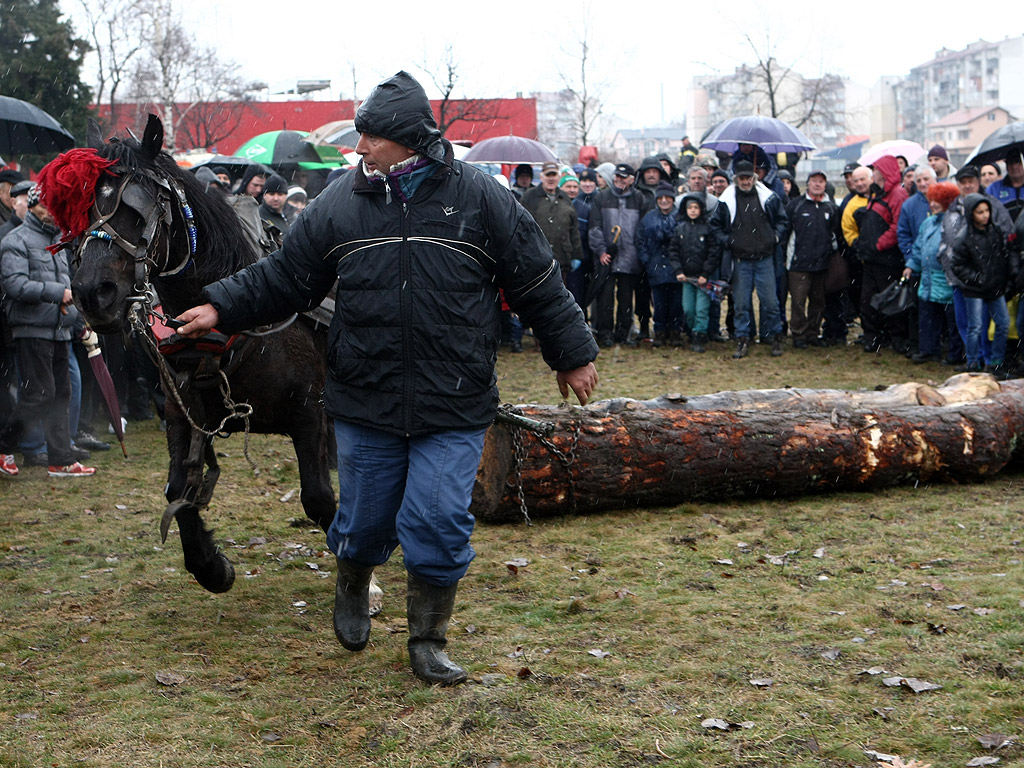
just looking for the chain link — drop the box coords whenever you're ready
[498,403,580,523]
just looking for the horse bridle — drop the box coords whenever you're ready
[76,167,198,315]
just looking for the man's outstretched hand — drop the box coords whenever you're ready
[556,362,598,405]
[175,303,221,338]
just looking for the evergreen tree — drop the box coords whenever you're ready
[0,0,92,149]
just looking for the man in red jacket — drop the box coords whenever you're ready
[855,155,908,353]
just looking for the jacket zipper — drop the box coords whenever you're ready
[399,200,412,435]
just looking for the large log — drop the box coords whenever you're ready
[471,374,1024,523]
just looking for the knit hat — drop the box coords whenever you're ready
[263,174,289,195]
[286,185,307,202]
[26,183,42,207]
[654,181,676,199]
[927,144,949,161]
[579,169,598,183]
[558,169,579,188]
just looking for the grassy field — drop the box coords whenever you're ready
[1,339,1022,768]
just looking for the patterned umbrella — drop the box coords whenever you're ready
[699,116,817,154]
[234,130,321,167]
[0,95,75,155]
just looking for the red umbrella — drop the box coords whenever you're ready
[81,329,126,457]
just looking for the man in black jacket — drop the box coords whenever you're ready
[176,71,599,686]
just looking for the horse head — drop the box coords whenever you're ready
[66,114,244,333]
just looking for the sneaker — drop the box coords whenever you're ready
[21,451,48,467]
[47,462,97,477]
[70,445,91,462]
[0,454,18,476]
[74,431,110,452]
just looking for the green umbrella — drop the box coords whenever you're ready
[234,130,322,167]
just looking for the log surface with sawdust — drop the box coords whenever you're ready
[470,374,1023,523]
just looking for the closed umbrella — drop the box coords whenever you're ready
[462,136,558,164]
[81,329,126,457]
[0,95,76,155]
[963,122,1024,167]
[699,116,816,154]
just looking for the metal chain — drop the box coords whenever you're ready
[131,307,258,473]
[498,403,581,521]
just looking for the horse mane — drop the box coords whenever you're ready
[97,136,257,284]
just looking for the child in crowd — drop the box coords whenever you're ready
[670,193,719,352]
[949,194,1017,375]
[636,182,683,347]
[902,182,963,364]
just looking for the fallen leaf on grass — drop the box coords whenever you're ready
[588,649,611,658]
[505,558,529,575]
[859,667,887,675]
[966,757,1000,766]
[882,676,942,693]
[821,649,841,661]
[14,712,37,720]
[613,588,636,599]
[261,732,281,743]
[517,667,532,679]
[977,734,1014,750]
[972,607,995,616]
[947,604,967,611]
[748,678,773,687]
[872,707,894,719]
[701,717,754,731]
[155,671,185,686]
[715,558,734,565]
[814,548,826,558]
[927,623,948,635]
[863,749,897,762]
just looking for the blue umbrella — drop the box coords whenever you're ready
[699,116,816,154]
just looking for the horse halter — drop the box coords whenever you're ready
[76,166,198,306]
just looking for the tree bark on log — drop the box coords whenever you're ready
[470,374,1024,523]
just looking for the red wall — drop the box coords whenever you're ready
[99,97,538,154]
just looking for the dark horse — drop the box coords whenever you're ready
[70,115,337,593]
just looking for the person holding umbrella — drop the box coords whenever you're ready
[986,150,1024,223]
[0,185,96,477]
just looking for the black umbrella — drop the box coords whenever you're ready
[0,95,76,155]
[963,122,1024,167]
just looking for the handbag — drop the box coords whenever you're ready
[823,251,850,293]
[870,276,917,317]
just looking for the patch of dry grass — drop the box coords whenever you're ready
[1,341,1022,767]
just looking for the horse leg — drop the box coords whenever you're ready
[163,427,235,593]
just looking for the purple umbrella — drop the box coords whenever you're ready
[462,136,558,164]
[699,115,816,154]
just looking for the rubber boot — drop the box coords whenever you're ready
[406,576,467,686]
[333,558,374,651]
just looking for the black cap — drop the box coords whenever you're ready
[614,163,635,178]
[842,162,860,175]
[263,175,289,195]
[0,169,25,185]
[211,166,230,177]
[514,163,533,178]
[955,165,980,181]
[10,180,34,197]
[733,160,756,177]
[579,169,598,183]
[654,181,676,199]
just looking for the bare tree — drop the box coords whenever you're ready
[556,23,605,151]
[420,44,507,137]
[77,0,147,132]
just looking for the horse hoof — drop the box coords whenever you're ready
[192,554,236,593]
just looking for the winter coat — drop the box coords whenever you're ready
[985,177,1024,223]
[258,202,291,235]
[709,181,789,262]
[896,190,930,259]
[668,194,718,280]
[940,193,1014,288]
[204,72,597,437]
[905,214,953,304]
[521,186,582,270]
[0,211,77,340]
[950,194,1017,300]
[588,184,653,274]
[854,155,908,269]
[572,191,595,262]
[635,205,679,286]
[785,194,836,272]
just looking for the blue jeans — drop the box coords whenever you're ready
[917,300,962,359]
[963,296,1008,365]
[732,258,782,340]
[326,420,487,587]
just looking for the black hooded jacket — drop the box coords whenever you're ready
[950,193,1017,300]
[668,193,718,278]
[203,71,597,436]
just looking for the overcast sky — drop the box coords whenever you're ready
[62,0,1021,128]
